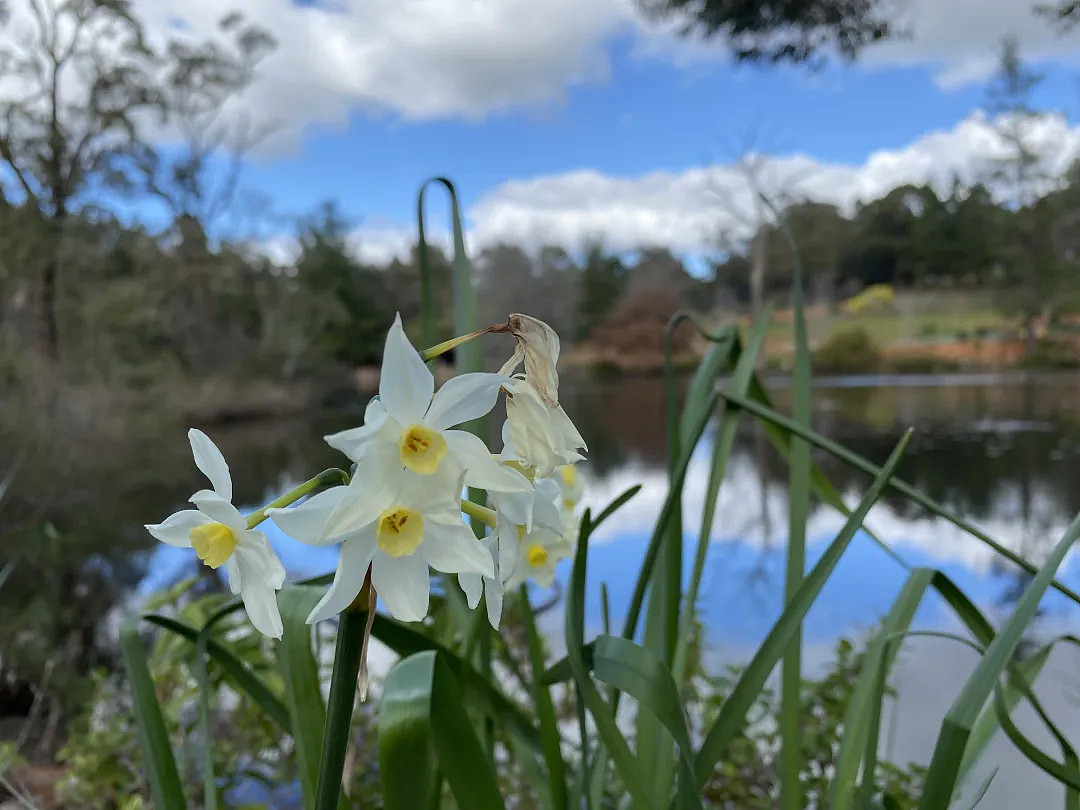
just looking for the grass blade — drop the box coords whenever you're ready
[379,650,504,810]
[780,209,812,810]
[695,430,912,786]
[589,635,701,810]
[722,389,1080,608]
[957,644,1051,789]
[143,613,290,729]
[674,314,769,686]
[119,616,185,810]
[520,586,568,810]
[369,613,543,752]
[193,634,218,810]
[919,509,1080,809]
[566,510,654,807]
[994,684,1080,793]
[277,586,341,809]
[830,568,936,810]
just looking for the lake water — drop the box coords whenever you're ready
[13,371,1080,806]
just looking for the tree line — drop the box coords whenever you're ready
[1,1,1077,386]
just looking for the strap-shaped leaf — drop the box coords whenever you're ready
[120,616,185,810]
[724,388,1080,608]
[694,430,911,786]
[379,650,504,810]
[143,613,290,729]
[277,586,344,809]
[369,612,543,753]
[520,586,568,810]
[590,635,701,810]
[565,511,653,808]
[919,509,1080,808]
[830,568,936,810]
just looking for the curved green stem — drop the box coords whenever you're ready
[314,596,371,810]
[460,499,497,529]
[245,468,350,530]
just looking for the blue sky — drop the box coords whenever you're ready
[243,55,1077,226]
[30,0,1080,258]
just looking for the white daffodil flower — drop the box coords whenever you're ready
[552,464,584,511]
[146,429,285,639]
[499,313,561,406]
[502,519,573,590]
[325,314,530,496]
[458,535,503,630]
[501,377,587,477]
[489,475,563,535]
[268,467,494,625]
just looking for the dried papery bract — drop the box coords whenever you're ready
[500,313,561,406]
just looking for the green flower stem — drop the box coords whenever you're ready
[460,499,497,528]
[314,589,371,810]
[245,468,350,530]
[421,325,503,362]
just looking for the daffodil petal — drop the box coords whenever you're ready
[236,531,287,589]
[425,372,507,431]
[268,486,351,546]
[190,490,246,530]
[324,476,395,538]
[145,509,210,547]
[240,578,283,639]
[496,513,519,583]
[551,403,587,452]
[444,430,531,493]
[458,571,483,609]
[532,479,564,533]
[188,428,233,502]
[494,489,531,529]
[380,313,433,425]
[224,556,242,594]
[372,552,430,623]
[307,529,377,624]
[485,578,503,630]
[421,520,494,577]
[324,398,389,459]
[500,419,522,461]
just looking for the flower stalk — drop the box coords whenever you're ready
[245,468,350,530]
[314,577,373,810]
[460,499,497,528]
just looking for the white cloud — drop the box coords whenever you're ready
[580,438,1078,575]
[633,0,1080,90]
[128,0,633,152]
[5,0,1078,164]
[865,0,1080,88]
[462,111,1080,255]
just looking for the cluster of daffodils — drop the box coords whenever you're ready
[146,314,586,639]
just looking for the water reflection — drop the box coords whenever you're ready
[5,372,1080,807]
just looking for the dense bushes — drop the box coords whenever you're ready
[813,326,882,374]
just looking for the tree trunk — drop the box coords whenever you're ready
[36,212,64,360]
[750,224,767,318]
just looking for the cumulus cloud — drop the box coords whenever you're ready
[460,111,1080,255]
[126,0,633,152]
[581,441,1077,574]
[635,0,1080,89]
[6,0,1075,161]
[865,0,1080,88]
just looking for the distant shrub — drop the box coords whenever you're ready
[813,326,882,374]
[884,355,962,374]
[1023,339,1080,369]
[842,284,895,315]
